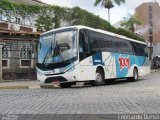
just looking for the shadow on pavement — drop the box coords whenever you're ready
[40,77,147,89]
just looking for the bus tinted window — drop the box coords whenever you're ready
[79,29,91,53]
[139,44,148,57]
[103,40,113,49]
[113,38,132,54]
[90,31,104,52]
[88,29,147,56]
[114,39,122,52]
[121,40,133,54]
[131,42,148,56]
[144,45,148,57]
[103,34,114,52]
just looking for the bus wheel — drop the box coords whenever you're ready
[127,68,138,82]
[91,68,105,86]
[60,83,72,88]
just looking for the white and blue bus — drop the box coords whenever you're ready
[37,26,150,88]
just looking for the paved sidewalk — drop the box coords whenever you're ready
[0,80,40,89]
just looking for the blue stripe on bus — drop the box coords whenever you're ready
[92,52,146,78]
[111,53,145,78]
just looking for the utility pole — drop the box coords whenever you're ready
[29,40,31,80]
[0,43,4,82]
[148,1,153,61]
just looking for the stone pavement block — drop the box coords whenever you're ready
[0,72,160,116]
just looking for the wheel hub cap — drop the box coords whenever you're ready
[96,73,102,82]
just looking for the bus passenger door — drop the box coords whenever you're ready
[78,30,94,80]
[79,30,91,62]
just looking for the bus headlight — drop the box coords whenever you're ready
[64,66,75,72]
[68,66,75,72]
[37,70,44,76]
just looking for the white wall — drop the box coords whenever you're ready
[0,14,37,32]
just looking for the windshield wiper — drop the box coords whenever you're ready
[42,48,52,64]
[42,42,53,64]
[53,42,64,62]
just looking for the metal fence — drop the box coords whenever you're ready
[2,39,37,81]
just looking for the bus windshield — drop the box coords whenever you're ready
[38,30,77,64]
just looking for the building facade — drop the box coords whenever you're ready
[0,31,40,81]
[0,0,44,33]
[0,0,43,81]
[135,1,160,58]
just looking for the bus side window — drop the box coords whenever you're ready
[139,44,148,57]
[79,29,91,61]
[144,45,149,57]
[114,38,122,53]
[79,31,84,53]
[127,41,134,55]
[90,32,104,53]
[131,42,141,56]
[131,42,137,55]
[79,30,90,53]
[103,35,113,52]
[121,40,133,55]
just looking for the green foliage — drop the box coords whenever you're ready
[0,0,145,42]
[94,0,125,8]
[35,5,54,31]
[32,5,66,31]
[114,0,125,5]
[94,0,125,22]
[120,13,143,33]
[116,28,144,42]
[0,0,15,22]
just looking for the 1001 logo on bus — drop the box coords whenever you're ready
[118,55,130,70]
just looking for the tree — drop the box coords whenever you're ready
[0,0,145,42]
[35,5,67,31]
[35,5,53,31]
[120,13,143,33]
[94,0,125,23]
[0,0,15,22]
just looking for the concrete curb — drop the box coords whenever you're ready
[0,81,41,89]
[28,85,41,89]
[0,86,29,89]
[0,85,41,89]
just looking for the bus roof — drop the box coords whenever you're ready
[41,25,146,45]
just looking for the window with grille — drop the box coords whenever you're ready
[2,47,9,58]
[2,46,10,68]
[19,44,33,68]
[16,17,21,24]
[20,45,30,58]
[2,60,8,67]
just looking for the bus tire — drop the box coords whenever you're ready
[60,83,72,88]
[127,68,138,82]
[90,68,105,86]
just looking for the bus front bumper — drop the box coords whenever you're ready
[37,70,79,85]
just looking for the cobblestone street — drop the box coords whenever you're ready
[0,72,160,116]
